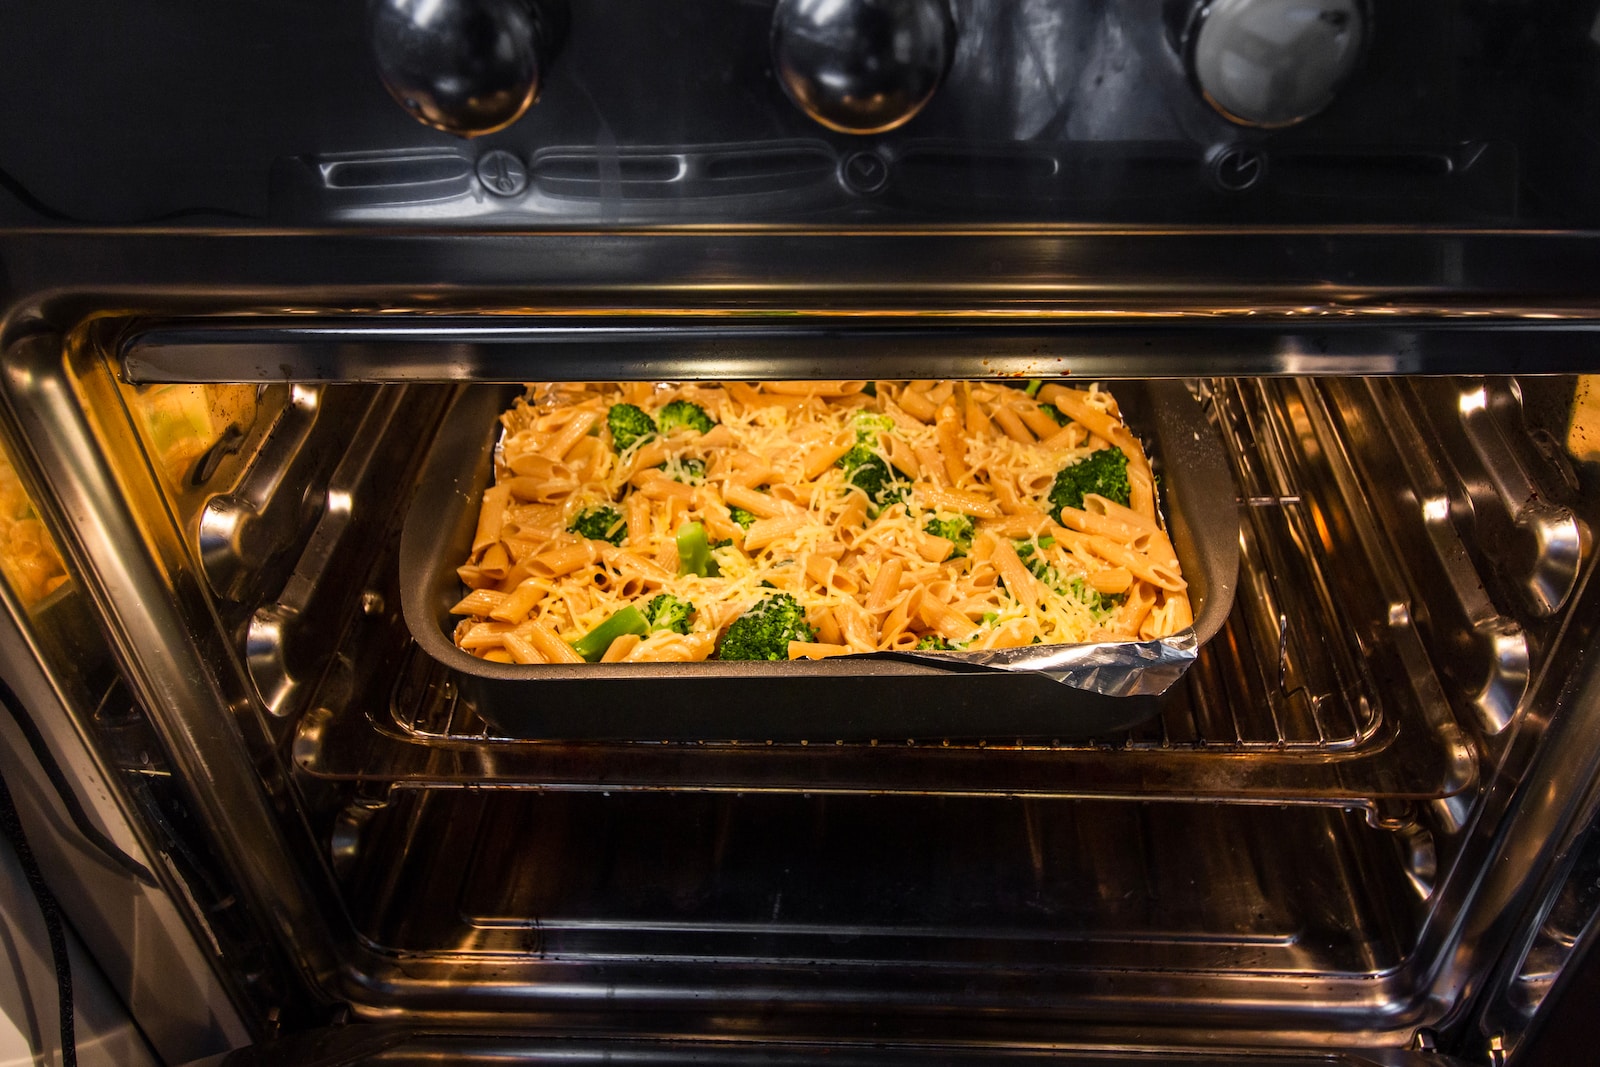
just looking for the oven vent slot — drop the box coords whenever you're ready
[528,143,839,204]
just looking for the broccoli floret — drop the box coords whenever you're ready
[1047,448,1131,515]
[838,411,909,511]
[1004,538,1123,622]
[922,513,975,559]
[717,593,816,661]
[840,444,891,494]
[657,400,715,436]
[571,606,651,662]
[1067,577,1124,622]
[1014,536,1064,589]
[607,403,657,451]
[656,456,707,484]
[838,445,908,511]
[728,505,759,529]
[675,521,721,578]
[569,506,627,546]
[915,634,956,651]
[851,410,896,443]
[642,593,695,635]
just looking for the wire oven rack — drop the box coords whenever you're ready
[287,378,1495,807]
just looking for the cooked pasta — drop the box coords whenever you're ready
[450,381,1191,663]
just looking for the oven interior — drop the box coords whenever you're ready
[5,0,1600,1061]
[18,324,1594,1051]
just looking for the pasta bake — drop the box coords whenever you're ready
[450,381,1192,665]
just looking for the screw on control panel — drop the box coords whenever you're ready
[477,149,529,196]
[360,591,386,616]
[1207,145,1266,192]
[839,150,890,195]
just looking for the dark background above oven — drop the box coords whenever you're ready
[3,0,1600,227]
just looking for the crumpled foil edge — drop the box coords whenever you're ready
[885,628,1199,698]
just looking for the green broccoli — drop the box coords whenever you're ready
[571,606,651,662]
[642,593,695,635]
[1013,539,1060,590]
[675,521,721,578]
[717,593,816,661]
[1067,577,1124,623]
[922,513,975,559]
[1047,448,1131,515]
[1023,380,1044,398]
[657,400,715,436]
[607,403,656,451]
[915,634,956,651]
[728,505,759,529]
[656,456,707,484]
[569,506,627,546]
[850,410,896,444]
[1005,538,1124,622]
[838,411,910,511]
[839,446,900,504]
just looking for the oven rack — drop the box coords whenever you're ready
[290,379,1481,806]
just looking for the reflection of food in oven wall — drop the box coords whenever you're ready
[0,446,67,607]
[127,383,258,488]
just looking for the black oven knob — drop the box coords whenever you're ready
[771,0,956,135]
[1166,0,1368,128]
[370,0,569,137]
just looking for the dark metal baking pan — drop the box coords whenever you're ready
[399,382,1239,740]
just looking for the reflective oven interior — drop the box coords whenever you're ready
[6,2,1600,1064]
[6,314,1600,1060]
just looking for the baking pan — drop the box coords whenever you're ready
[399,382,1239,740]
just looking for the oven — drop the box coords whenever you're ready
[3,2,1600,1065]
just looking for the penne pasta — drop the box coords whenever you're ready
[451,380,1192,663]
[744,511,810,552]
[898,386,938,423]
[489,579,546,623]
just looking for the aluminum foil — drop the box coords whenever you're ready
[885,627,1199,698]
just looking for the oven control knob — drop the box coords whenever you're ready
[771,0,956,135]
[370,0,569,137]
[1167,0,1367,128]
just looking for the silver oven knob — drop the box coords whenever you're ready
[1168,0,1368,128]
[370,0,569,137]
[771,0,956,135]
